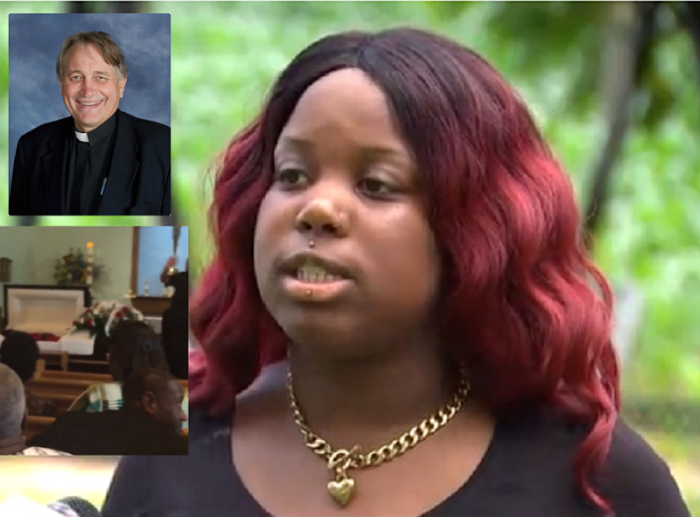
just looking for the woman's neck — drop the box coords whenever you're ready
[281,341,460,449]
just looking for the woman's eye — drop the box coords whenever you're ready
[359,177,393,196]
[276,168,307,186]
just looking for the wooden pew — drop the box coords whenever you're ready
[37,354,110,374]
[38,370,188,390]
[24,416,56,441]
[39,351,69,371]
[68,358,110,374]
[30,392,76,414]
[39,369,113,384]
[26,377,95,399]
[37,360,189,387]
[35,359,110,383]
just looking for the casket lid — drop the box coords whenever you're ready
[4,285,91,336]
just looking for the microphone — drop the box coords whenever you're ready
[45,503,78,517]
[48,497,101,517]
[0,495,101,517]
[0,495,64,516]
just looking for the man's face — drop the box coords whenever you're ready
[59,43,126,133]
[146,380,187,434]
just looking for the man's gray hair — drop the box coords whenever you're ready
[0,363,26,440]
[56,31,129,82]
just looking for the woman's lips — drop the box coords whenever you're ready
[281,275,353,303]
[278,251,356,302]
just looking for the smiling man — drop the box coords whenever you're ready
[9,31,171,216]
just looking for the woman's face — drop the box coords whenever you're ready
[253,68,441,357]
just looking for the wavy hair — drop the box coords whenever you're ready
[108,320,169,382]
[190,27,620,513]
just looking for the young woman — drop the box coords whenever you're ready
[103,28,690,517]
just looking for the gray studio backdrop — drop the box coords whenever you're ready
[8,13,171,184]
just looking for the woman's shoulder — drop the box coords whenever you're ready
[493,407,689,515]
[598,418,690,516]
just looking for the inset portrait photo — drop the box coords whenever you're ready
[8,13,171,217]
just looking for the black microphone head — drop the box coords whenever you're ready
[50,497,102,517]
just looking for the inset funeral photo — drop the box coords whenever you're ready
[8,13,171,217]
[0,226,188,456]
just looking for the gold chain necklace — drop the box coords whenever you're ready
[287,370,470,507]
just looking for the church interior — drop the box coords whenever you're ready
[0,225,189,457]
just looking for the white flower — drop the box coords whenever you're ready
[72,300,144,336]
[104,302,144,336]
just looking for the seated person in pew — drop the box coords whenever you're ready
[68,320,189,430]
[0,364,70,455]
[26,368,187,455]
[70,321,168,412]
[0,330,59,417]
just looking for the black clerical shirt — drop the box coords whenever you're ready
[65,111,117,215]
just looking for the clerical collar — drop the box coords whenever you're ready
[72,110,118,147]
[0,433,25,454]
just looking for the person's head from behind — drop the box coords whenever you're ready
[107,320,169,382]
[121,368,186,433]
[0,363,26,440]
[0,331,40,384]
[56,31,128,132]
[191,28,617,513]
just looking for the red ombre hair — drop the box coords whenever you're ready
[190,28,620,513]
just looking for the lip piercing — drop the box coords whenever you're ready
[305,240,315,297]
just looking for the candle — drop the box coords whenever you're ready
[86,242,94,285]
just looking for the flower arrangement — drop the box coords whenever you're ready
[72,301,144,337]
[54,246,101,286]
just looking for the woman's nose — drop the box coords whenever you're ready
[295,197,349,238]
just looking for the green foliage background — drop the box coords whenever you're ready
[0,1,698,511]
[166,1,700,402]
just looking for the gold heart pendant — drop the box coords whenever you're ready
[327,478,356,507]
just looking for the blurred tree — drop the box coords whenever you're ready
[427,1,700,249]
[68,2,147,14]
[673,2,700,86]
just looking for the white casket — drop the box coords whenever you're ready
[144,315,162,334]
[3,285,95,355]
